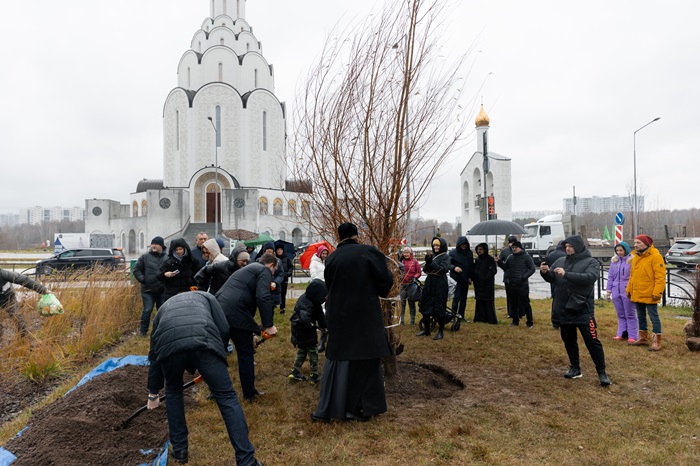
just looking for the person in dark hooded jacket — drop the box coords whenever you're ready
[542,240,567,328]
[288,279,328,384]
[257,241,284,309]
[501,241,535,327]
[195,243,249,295]
[449,236,474,322]
[471,243,498,324]
[417,237,450,340]
[159,238,201,301]
[540,235,610,386]
[276,245,294,315]
[215,253,279,401]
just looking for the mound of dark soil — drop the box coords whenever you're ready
[4,364,196,466]
[385,361,464,399]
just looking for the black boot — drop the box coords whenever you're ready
[416,317,431,336]
[433,324,444,340]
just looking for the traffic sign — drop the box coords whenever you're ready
[615,212,624,225]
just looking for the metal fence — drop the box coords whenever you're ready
[597,263,696,306]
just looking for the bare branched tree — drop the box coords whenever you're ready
[289,0,477,376]
[290,0,474,251]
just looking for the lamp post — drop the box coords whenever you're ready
[207,116,220,239]
[633,117,660,236]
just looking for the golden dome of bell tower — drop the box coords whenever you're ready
[475,104,490,127]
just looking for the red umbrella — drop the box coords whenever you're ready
[299,241,335,269]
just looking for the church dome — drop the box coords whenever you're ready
[475,104,490,127]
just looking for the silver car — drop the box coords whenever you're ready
[665,238,700,269]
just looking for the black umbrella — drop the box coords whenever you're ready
[467,219,526,236]
[274,239,295,259]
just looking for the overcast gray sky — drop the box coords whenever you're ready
[1,0,697,222]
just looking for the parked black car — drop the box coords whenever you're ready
[36,248,126,275]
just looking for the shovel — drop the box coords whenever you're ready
[120,375,204,429]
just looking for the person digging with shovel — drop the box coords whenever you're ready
[146,290,264,465]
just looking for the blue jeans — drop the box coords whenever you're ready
[635,302,662,334]
[140,291,165,335]
[160,349,256,465]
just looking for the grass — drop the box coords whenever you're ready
[2,292,699,465]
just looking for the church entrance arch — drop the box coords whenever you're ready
[193,171,232,223]
[205,183,221,223]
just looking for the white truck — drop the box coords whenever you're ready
[521,214,572,265]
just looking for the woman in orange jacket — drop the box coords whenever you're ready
[626,234,666,351]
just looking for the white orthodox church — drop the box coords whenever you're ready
[460,105,512,234]
[85,0,312,254]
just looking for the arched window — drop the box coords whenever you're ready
[273,198,283,216]
[140,232,145,250]
[288,200,297,217]
[187,67,191,88]
[254,68,258,87]
[141,200,148,216]
[259,197,268,215]
[218,62,223,81]
[198,41,202,53]
[279,231,286,241]
[246,42,250,51]
[301,200,310,219]
[132,201,139,217]
[220,37,224,45]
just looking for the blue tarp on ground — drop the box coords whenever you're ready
[0,355,169,466]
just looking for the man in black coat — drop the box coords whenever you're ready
[215,253,279,401]
[497,235,519,319]
[542,240,566,328]
[133,236,167,336]
[501,241,535,328]
[312,222,394,422]
[449,236,473,322]
[146,291,262,465]
[540,235,610,386]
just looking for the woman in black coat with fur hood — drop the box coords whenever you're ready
[159,238,201,301]
[472,243,498,324]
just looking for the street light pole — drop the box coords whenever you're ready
[633,117,660,237]
[207,116,220,239]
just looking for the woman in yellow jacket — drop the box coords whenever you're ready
[626,235,666,351]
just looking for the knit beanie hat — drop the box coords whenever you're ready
[616,241,631,255]
[338,222,359,240]
[635,234,653,247]
[511,240,523,249]
[507,235,518,244]
[151,236,165,248]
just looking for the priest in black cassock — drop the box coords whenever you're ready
[312,222,394,422]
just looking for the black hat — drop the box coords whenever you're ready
[151,236,165,248]
[338,222,359,240]
[511,240,523,249]
[507,235,518,243]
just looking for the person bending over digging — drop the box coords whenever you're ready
[146,291,264,465]
[0,267,50,337]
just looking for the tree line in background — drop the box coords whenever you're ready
[514,208,700,243]
[0,221,85,250]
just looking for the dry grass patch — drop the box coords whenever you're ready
[3,293,700,465]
